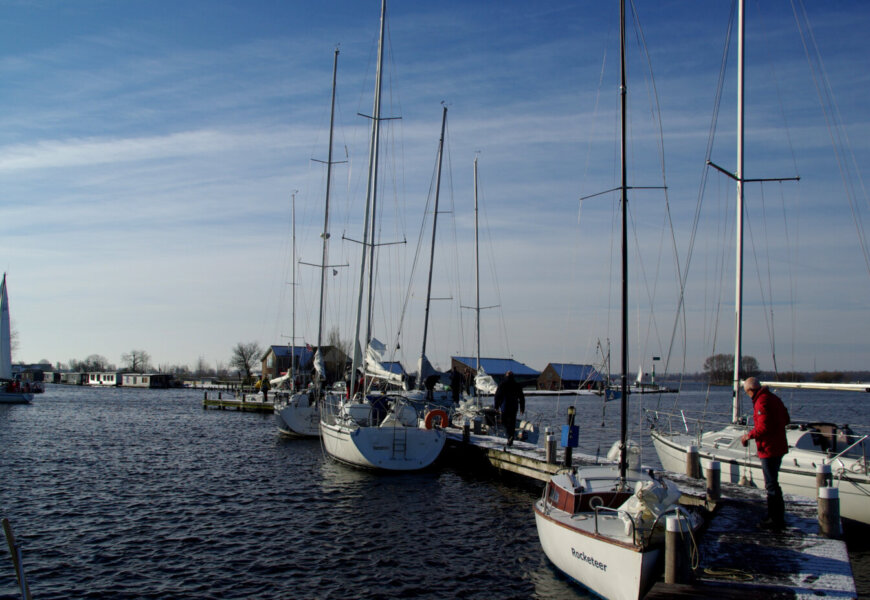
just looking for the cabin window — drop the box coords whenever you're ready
[548,484,561,505]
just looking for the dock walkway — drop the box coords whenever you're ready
[445,427,857,599]
[201,392,274,413]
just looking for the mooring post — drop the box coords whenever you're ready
[686,444,701,478]
[664,514,692,584]
[816,463,832,489]
[545,428,557,465]
[462,419,470,444]
[818,486,842,539]
[705,460,721,503]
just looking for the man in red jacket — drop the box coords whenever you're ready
[741,377,790,530]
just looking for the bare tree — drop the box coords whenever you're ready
[326,326,349,356]
[80,354,111,372]
[121,349,152,373]
[194,356,210,377]
[230,342,263,384]
[703,353,760,385]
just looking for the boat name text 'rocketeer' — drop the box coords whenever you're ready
[571,548,607,571]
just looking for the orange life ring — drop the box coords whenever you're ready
[424,409,449,430]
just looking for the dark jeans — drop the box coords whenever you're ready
[503,411,517,441]
[760,455,783,496]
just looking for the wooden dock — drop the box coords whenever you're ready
[201,392,274,413]
[444,427,858,599]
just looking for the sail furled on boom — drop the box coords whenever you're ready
[365,338,404,385]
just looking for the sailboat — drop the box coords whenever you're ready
[648,0,870,526]
[449,156,541,443]
[534,4,700,599]
[318,0,446,471]
[0,274,32,404]
[391,105,456,410]
[275,48,345,438]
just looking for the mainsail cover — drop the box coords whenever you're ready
[364,338,403,385]
[0,274,11,379]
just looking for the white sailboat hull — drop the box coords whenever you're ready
[274,392,321,438]
[651,425,870,525]
[320,419,446,471]
[534,502,660,600]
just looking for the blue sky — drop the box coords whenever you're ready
[1,1,868,376]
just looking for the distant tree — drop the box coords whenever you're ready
[740,356,760,379]
[121,349,152,373]
[194,356,210,377]
[75,354,111,372]
[326,326,350,356]
[158,363,189,376]
[814,371,844,383]
[215,360,228,378]
[230,342,263,384]
[703,353,760,385]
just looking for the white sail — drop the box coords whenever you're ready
[0,274,11,380]
[313,347,326,380]
[364,338,403,385]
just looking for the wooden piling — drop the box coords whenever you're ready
[462,419,470,444]
[705,460,721,503]
[686,445,701,478]
[664,514,693,584]
[818,486,842,539]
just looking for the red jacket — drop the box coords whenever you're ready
[747,386,790,458]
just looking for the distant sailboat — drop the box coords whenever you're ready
[0,274,33,404]
[648,0,870,526]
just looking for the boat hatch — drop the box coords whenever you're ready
[711,436,734,448]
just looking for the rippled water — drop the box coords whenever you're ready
[0,384,866,599]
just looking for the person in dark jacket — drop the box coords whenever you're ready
[741,376,790,530]
[494,371,525,446]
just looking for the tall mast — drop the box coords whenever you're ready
[350,0,386,396]
[290,191,297,386]
[314,48,340,393]
[618,0,629,483]
[732,0,746,422]
[473,156,481,379]
[419,106,448,379]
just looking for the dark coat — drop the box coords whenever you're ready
[494,375,525,416]
[747,386,790,458]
